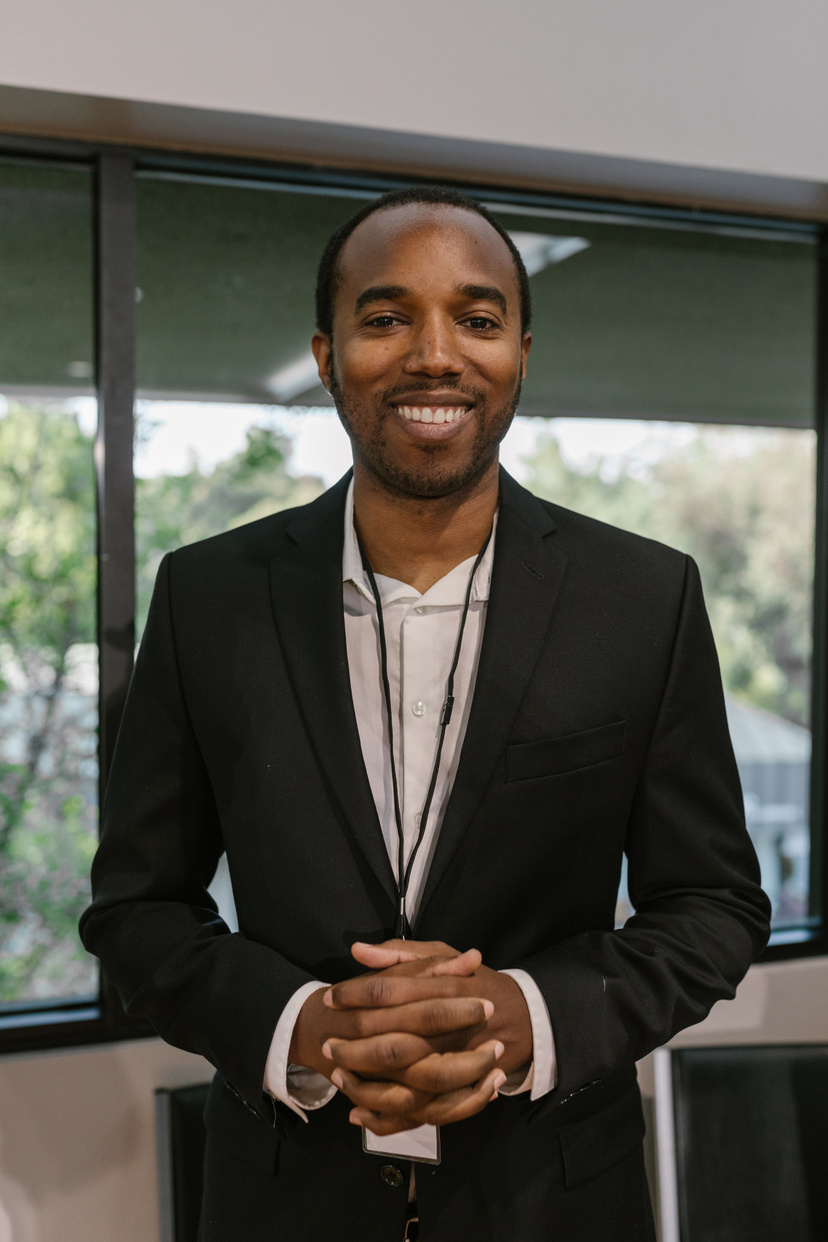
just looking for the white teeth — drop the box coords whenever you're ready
[397,405,469,423]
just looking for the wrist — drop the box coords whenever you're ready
[289,986,333,1078]
[490,971,533,1074]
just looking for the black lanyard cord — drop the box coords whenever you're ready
[357,529,493,938]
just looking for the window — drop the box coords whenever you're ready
[0,159,99,1023]
[0,144,824,1050]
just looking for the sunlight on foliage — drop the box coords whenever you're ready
[0,403,97,1002]
[523,426,815,726]
[1,403,325,1003]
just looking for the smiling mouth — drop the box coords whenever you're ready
[396,405,471,424]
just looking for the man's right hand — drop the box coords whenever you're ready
[288,946,506,1132]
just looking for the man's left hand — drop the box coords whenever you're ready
[323,939,533,1133]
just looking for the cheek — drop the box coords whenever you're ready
[466,344,523,390]
[337,338,401,386]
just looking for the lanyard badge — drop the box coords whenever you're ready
[357,529,492,937]
[355,528,492,1167]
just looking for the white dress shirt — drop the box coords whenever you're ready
[264,480,557,1141]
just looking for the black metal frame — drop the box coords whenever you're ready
[0,134,826,1053]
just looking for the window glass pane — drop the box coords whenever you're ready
[135,173,819,935]
[135,174,817,432]
[487,207,818,429]
[134,402,331,636]
[136,176,364,404]
[0,158,98,1007]
[0,160,95,395]
[517,418,815,931]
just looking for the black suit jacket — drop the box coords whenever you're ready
[81,469,770,1241]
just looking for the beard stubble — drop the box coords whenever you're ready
[330,370,522,501]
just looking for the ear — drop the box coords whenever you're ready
[520,331,532,381]
[312,332,333,393]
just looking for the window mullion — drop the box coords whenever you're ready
[95,151,150,1040]
[95,150,137,787]
[808,232,828,929]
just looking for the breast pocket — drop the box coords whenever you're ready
[506,719,627,783]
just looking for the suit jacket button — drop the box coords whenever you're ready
[381,1164,404,1188]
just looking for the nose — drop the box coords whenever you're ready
[402,313,464,378]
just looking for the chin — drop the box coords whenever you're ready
[374,456,495,501]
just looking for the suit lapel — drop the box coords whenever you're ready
[268,474,399,912]
[415,470,567,927]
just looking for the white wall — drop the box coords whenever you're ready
[0,1040,211,1242]
[1,0,827,183]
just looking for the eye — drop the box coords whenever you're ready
[366,313,401,329]
[464,315,499,331]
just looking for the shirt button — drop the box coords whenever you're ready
[381,1164,404,1188]
[412,701,427,717]
[415,606,425,614]
[414,812,422,827]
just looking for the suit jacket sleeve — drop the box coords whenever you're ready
[80,552,315,1120]
[514,555,771,1098]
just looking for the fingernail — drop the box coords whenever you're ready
[349,1110,362,1126]
[330,1069,344,1089]
[494,1041,505,1059]
[322,1041,333,1060]
[482,1000,495,1019]
[322,989,334,1007]
[493,1071,507,1090]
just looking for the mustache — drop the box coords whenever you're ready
[378,381,485,405]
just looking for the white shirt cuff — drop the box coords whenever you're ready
[264,980,337,1121]
[498,968,557,1100]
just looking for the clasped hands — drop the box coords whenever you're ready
[289,939,533,1136]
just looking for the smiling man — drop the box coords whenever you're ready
[82,187,770,1242]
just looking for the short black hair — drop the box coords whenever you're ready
[315,185,532,338]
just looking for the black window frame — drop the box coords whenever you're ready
[0,133,825,1054]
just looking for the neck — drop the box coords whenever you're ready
[352,459,499,594]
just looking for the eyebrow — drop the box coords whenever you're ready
[354,285,409,313]
[354,282,509,316]
[457,284,508,316]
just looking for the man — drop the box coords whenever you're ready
[81,186,771,1241]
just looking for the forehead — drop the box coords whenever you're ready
[336,203,519,304]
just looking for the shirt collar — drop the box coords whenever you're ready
[342,476,496,607]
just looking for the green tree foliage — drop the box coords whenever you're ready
[522,425,815,726]
[0,403,97,1001]
[135,419,326,633]
[0,404,323,1003]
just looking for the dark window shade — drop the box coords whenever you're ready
[0,159,94,393]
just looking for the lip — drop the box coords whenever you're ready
[390,397,475,440]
